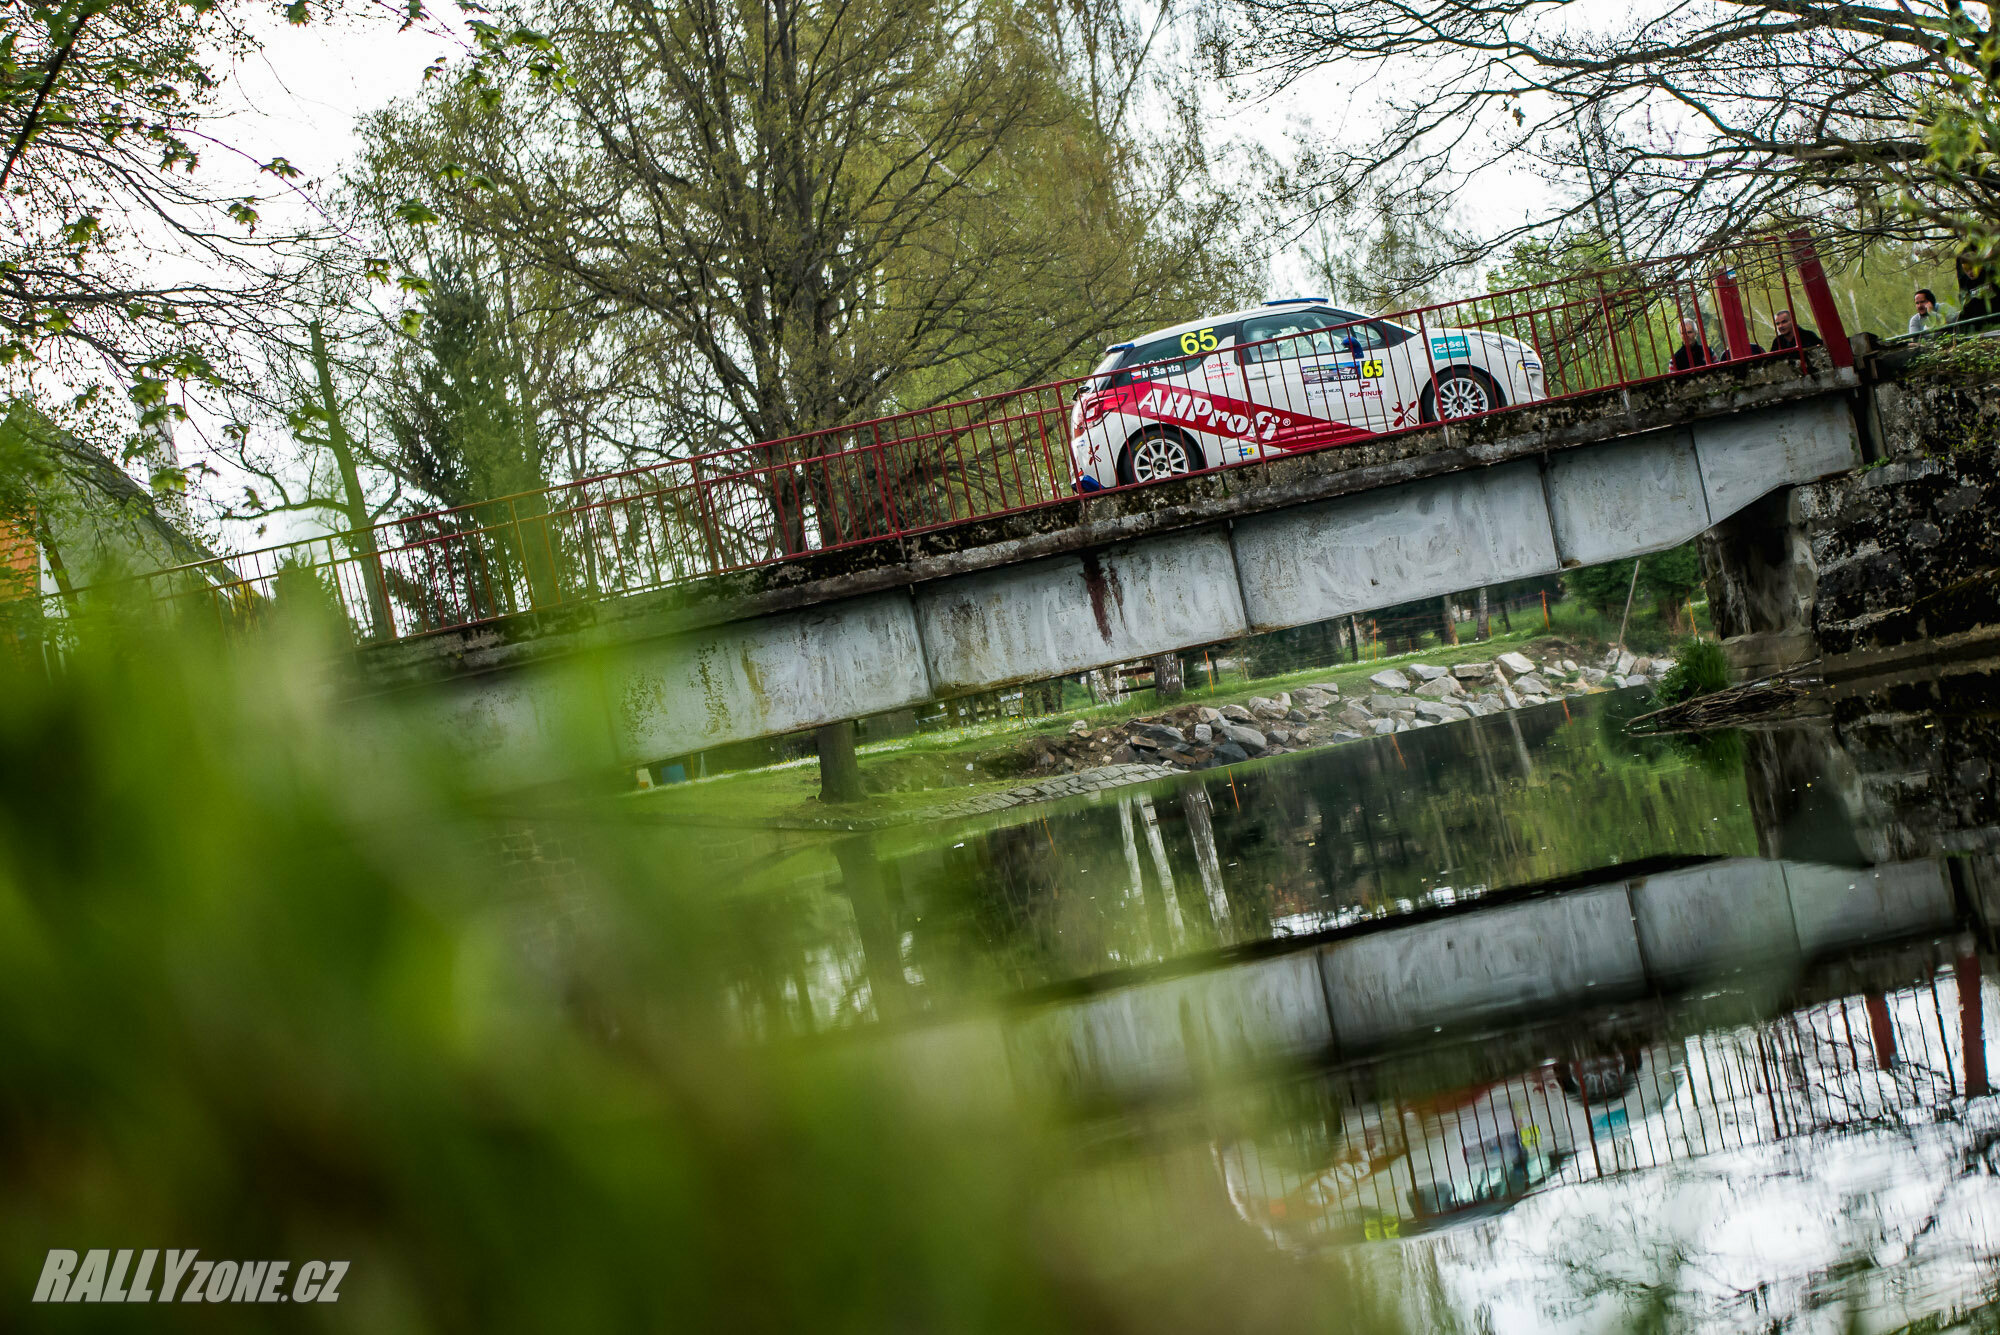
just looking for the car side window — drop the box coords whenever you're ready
[1240,313,1345,364]
[1112,325,1238,386]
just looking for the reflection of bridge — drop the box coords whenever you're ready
[1217,940,1992,1247]
[60,238,1866,786]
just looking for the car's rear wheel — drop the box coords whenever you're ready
[1421,367,1503,422]
[1116,428,1199,485]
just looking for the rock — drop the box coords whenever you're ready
[1408,717,1433,728]
[1614,650,1638,675]
[1408,662,1448,681]
[1068,719,1089,735]
[1193,723,1213,744]
[1133,722,1186,744]
[1631,656,1653,676]
[1582,667,1608,685]
[1250,701,1288,721]
[1266,728,1290,745]
[1414,676,1464,699]
[1274,692,1292,710]
[1514,673,1551,696]
[1618,673,1649,689]
[1497,651,1536,675]
[1461,699,1492,717]
[1324,729,1363,742]
[1302,706,1326,721]
[1560,659,1578,673]
[1368,668,1412,692]
[1294,687,1335,708]
[1653,658,1678,675]
[1412,699,1460,721]
[1213,741,1250,764]
[1433,706,1471,724]
[1500,685,1523,709]
[1220,704,1254,723]
[1308,682,1341,696]
[1286,709,1311,723]
[1246,695,1279,714]
[1110,744,1141,763]
[1367,694,1410,714]
[1452,661,1496,682]
[1369,718,1399,735]
[1197,706,1223,723]
[1338,705,1375,730]
[1219,723,1267,752]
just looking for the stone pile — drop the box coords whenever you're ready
[1025,643,1673,778]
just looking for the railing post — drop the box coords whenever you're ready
[1712,266,1751,360]
[1785,228,1855,368]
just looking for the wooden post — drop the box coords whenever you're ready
[1614,558,1641,649]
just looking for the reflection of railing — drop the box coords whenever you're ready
[1218,954,1992,1245]
[54,232,1849,647]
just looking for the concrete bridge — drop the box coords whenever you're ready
[358,357,1865,788]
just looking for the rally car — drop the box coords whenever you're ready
[1069,299,1547,488]
[1215,1044,1683,1248]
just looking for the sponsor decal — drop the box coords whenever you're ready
[31,1251,347,1304]
[1430,333,1470,359]
[1301,364,1362,386]
[1125,384,1309,443]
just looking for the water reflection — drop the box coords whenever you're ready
[683,664,2000,1329]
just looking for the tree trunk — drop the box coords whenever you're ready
[1348,614,1363,662]
[816,720,863,803]
[1499,597,1514,632]
[1476,586,1491,640]
[308,320,391,641]
[1439,594,1459,646]
[1153,651,1184,701]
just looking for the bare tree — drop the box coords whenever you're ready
[1225,0,2000,263]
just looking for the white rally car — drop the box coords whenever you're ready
[1069,299,1547,488]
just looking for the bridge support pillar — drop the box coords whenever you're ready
[1699,487,1820,678]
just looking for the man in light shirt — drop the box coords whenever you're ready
[1909,288,1951,335]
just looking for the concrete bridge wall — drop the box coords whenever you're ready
[398,391,1858,785]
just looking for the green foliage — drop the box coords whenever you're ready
[386,264,547,508]
[0,617,1391,1332]
[1563,544,1705,623]
[1654,637,1731,708]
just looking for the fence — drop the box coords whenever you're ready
[60,231,1850,646]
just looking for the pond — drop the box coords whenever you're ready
[676,673,2000,1330]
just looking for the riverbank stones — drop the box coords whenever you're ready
[1414,676,1464,699]
[1497,651,1537,675]
[1368,668,1412,692]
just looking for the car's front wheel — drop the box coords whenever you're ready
[1422,367,1503,422]
[1116,428,1200,485]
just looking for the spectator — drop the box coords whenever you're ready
[1770,308,1823,352]
[1670,317,1720,370]
[1909,288,1951,335]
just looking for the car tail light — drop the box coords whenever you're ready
[1071,388,1112,430]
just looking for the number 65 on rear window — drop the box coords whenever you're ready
[1178,328,1218,355]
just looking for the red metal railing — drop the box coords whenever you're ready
[65,231,1849,645]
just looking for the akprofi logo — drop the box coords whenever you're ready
[31,1250,347,1304]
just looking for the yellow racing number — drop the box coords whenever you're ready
[1179,328,1219,356]
[1360,358,1384,378]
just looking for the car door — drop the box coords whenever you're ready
[1237,309,1402,450]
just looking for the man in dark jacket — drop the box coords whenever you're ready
[1770,309,1823,352]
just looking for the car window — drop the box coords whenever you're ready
[1109,324,1238,386]
[1324,309,1415,351]
[1239,312,1340,363]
